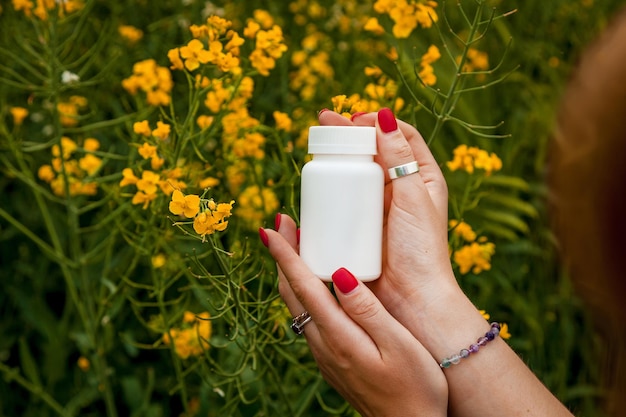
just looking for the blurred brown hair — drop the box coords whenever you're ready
[549,6,626,415]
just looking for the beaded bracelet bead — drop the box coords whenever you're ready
[439,322,501,369]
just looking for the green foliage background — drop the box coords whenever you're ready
[0,0,623,416]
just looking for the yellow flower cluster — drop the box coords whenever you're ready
[38,137,102,197]
[169,190,234,241]
[461,48,490,73]
[57,96,88,127]
[162,311,212,360]
[449,220,496,275]
[331,87,405,119]
[118,25,143,44]
[373,0,439,38]
[244,10,288,76]
[121,13,285,232]
[419,45,441,86]
[290,39,334,101]
[447,144,503,176]
[168,16,242,74]
[122,59,173,107]
[235,185,280,230]
[11,0,83,20]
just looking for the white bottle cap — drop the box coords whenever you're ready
[308,126,377,155]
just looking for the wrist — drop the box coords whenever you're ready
[395,274,490,362]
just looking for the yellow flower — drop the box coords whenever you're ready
[120,168,139,187]
[10,106,28,125]
[479,310,490,320]
[273,111,292,131]
[162,311,212,359]
[150,155,164,170]
[197,115,214,129]
[447,144,503,176]
[38,165,55,182]
[365,66,383,78]
[152,121,171,140]
[449,220,477,242]
[77,356,90,372]
[364,17,385,35]
[169,190,201,218]
[52,137,78,160]
[183,311,197,323]
[422,45,441,66]
[225,31,245,53]
[78,154,102,176]
[167,48,185,71]
[152,254,166,268]
[118,25,143,43]
[180,39,211,71]
[198,176,219,189]
[132,191,157,209]
[193,200,234,239]
[453,241,496,275]
[136,170,160,195]
[122,59,172,107]
[138,143,158,160]
[499,323,511,339]
[462,48,489,72]
[133,120,152,137]
[83,138,100,152]
[235,185,278,229]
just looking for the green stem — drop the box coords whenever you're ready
[0,363,68,417]
[427,1,485,146]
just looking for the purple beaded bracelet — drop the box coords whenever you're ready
[439,322,501,369]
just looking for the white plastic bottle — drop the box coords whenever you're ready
[299,125,384,281]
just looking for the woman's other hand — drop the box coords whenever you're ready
[260,215,448,417]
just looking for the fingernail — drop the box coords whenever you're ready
[317,108,330,117]
[274,213,282,230]
[350,111,366,121]
[296,228,300,244]
[378,107,398,133]
[259,228,269,248]
[332,267,359,294]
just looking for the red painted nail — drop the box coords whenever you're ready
[296,228,300,244]
[332,267,359,294]
[259,228,269,248]
[378,107,397,133]
[274,213,281,230]
[350,111,366,121]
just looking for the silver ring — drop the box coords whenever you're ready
[388,161,419,180]
[291,311,312,335]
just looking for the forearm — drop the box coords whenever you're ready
[395,276,574,417]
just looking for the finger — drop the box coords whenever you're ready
[396,119,448,221]
[318,109,353,126]
[262,228,340,330]
[375,108,447,225]
[273,214,306,316]
[331,267,423,353]
[264,229,385,362]
[275,212,298,251]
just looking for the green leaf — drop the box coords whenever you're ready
[482,175,531,191]
[477,208,529,234]
[482,193,539,218]
[18,338,42,388]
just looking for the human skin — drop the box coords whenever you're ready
[262,109,574,417]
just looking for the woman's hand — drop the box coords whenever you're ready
[318,109,459,316]
[315,110,574,417]
[260,214,448,417]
